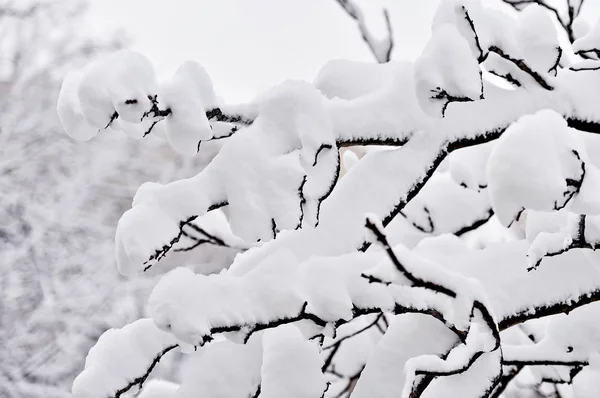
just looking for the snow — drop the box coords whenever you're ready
[77,50,157,129]
[160,63,214,155]
[487,110,586,226]
[72,319,178,398]
[573,18,600,58]
[107,51,158,123]
[438,239,600,325]
[174,336,262,398]
[324,61,429,145]
[421,350,501,398]
[148,250,303,345]
[414,23,482,117]
[385,172,491,248]
[525,210,568,244]
[573,163,600,215]
[314,59,397,100]
[503,302,600,365]
[448,141,495,190]
[515,4,561,75]
[321,314,385,379]
[65,47,600,275]
[351,314,458,398]
[138,380,179,398]
[61,1,600,397]
[573,366,600,398]
[584,214,600,244]
[148,248,396,345]
[527,213,600,268]
[573,16,592,42]
[261,325,327,398]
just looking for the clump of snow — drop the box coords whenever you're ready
[314,59,397,100]
[56,51,228,155]
[573,18,600,59]
[160,62,215,155]
[573,163,600,215]
[107,51,158,123]
[385,172,491,249]
[414,23,482,117]
[341,149,360,173]
[433,0,559,81]
[432,0,496,59]
[138,380,179,398]
[420,349,501,398]
[324,61,429,145]
[261,325,327,398]
[573,367,600,398]
[487,110,586,226]
[77,50,157,129]
[72,319,178,398]
[116,79,342,272]
[515,4,561,75]
[351,314,458,398]
[524,210,568,243]
[448,141,495,190]
[573,16,592,42]
[174,336,262,398]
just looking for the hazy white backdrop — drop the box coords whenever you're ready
[85,0,440,102]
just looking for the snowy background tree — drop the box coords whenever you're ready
[0,1,249,396]
[53,0,600,397]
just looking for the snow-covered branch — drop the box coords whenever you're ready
[57,0,600,397]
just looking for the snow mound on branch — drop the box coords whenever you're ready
[420,350,501,398]
[487,110,586,226]
[148,248,393,345]
[138,380,179,398]
[161,62,214,155]
[432,0,508,58]
[385,172,491,249]
[323,61,428,145]
[524,209,568,243]
[433,0,559,77]
[573,366,600,398]
[116,80,339,274]
[574,18,600,59]
[72,319,178,398]
[572,158,600,215]
[544,302,600,355]
[442,240,600,323]
[108,51,158,123]
[148,251,302,345]
[174,336,262,398]
[57,51,223,155]
[449,141,495,190]
[351,314,458,398]
[322,315,384,381]
[414,23,482,117]
[261,325,327,398]
[573,16,591,42]
[315,59,397,100]
[515,4,561,74]
[78,50,157,129]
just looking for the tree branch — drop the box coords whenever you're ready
[334,0,393,63]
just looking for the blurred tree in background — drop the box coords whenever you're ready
[0,1,242,396]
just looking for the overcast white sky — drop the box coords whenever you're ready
[84,0,600,102]
[84,0,439,102]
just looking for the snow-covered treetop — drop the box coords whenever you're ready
[57,0,600,397]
